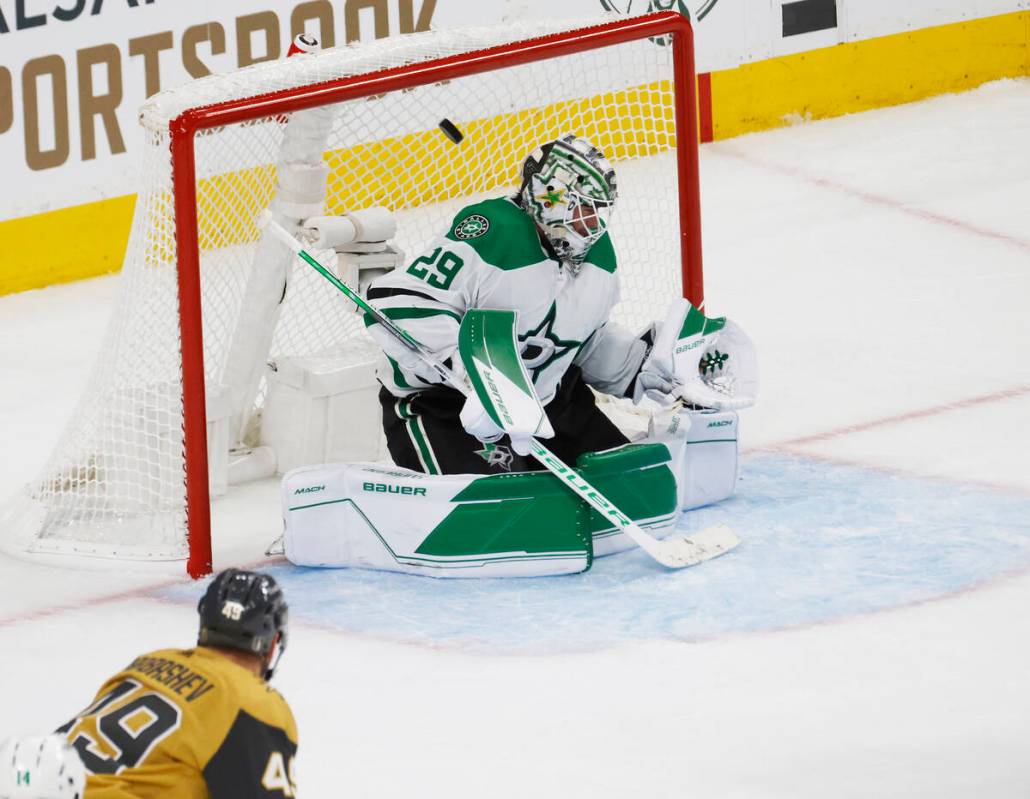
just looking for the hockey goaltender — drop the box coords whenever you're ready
[278,133,759,577]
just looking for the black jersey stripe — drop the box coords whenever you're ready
[366,287,440,303]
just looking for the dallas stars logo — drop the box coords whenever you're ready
[699,350,729,375]
[536,185,567,207]
[454,214,490,239]
[475,443,514,471]
[518,302,580,381]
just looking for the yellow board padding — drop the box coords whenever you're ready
[323,83,676,218]
[0,195,136,295]
[194,164,277,253]
[143,80,677,263]
[188,80,677,252]
[710,10,1030,141]
[4,9,1029,296]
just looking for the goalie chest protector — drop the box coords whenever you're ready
[371,197,621,405]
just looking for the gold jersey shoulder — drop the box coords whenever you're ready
[59,647,298,798]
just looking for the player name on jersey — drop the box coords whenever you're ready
[127,654,217,703]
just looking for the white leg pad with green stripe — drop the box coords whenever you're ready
[282,462,592,577]
[281,407,737,574]
[591,407,740,557]
[659,407,740,513]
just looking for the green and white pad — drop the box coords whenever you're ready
[654,298,726,384]
[458,309,553,447]
[282,462,592,577]
[576,443,680,557]
[649,406,740,508]
[580,409,739,557]
[652,299,758,411]
[281,442,683,576]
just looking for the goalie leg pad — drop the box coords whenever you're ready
[576,442,681,558]
[282,442,694,573]
[282,462,592,578]
[649,406,740,511]
[586,408,740,557]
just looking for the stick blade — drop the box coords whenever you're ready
[648,523,740,569]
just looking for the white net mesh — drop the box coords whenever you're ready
[0,15,694,562]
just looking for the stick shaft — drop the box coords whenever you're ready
[527,440,654,542]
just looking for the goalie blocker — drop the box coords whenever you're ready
[282,405,738,577]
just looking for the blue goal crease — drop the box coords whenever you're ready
[157,454,1030,654]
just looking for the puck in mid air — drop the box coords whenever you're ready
[439,118,464,145]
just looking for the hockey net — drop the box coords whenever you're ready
[0,11,702,575]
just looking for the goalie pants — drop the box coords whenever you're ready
[379,367,629,475]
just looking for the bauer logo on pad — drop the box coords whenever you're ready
[361,483,428,496]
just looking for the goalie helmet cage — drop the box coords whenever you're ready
[1,10,703,578]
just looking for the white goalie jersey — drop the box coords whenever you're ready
[365,197,647,403]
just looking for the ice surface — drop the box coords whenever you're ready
[155,455,1030,653]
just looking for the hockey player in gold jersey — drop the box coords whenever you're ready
[56,569,298,798]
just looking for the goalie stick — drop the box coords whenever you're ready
[258,212,739,569]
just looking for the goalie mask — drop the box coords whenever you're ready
[518,134,617,266]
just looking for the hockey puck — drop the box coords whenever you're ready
[439,119,464,145]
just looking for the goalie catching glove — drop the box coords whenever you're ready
[634,298,758,411]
